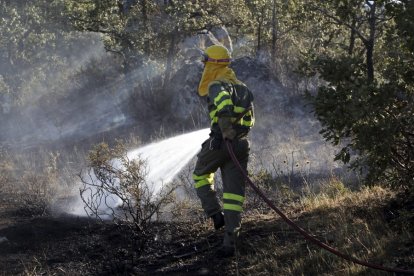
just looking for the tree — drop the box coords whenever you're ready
[304,0,414,189]
[0,0,71,105]
[305,0,393,83]
[245,0,270,56]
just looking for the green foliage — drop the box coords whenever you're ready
[0,0,101,105]
[388,0,414,52]
[0,0,310,107]
[2,0,413,192]
[304,1,414,189]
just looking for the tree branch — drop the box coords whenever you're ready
[309,4,369,45]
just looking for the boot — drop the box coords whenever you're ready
[211,212,225,230]
[217,245,235,258]
[217,231,238,258]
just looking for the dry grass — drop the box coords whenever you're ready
[235,183,412,276]
[1,168,413,275]
[1,144,412,275]
[0,147,84,217]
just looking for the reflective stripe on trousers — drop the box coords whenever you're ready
[193,137,250,232]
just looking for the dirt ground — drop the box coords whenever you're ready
[0,195,247,276]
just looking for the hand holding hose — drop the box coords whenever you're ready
[218,117,236,141]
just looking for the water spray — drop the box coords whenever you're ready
[127,128,210,194]
[68,128,210,217]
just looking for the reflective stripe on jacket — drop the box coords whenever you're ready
[207,81,254,137]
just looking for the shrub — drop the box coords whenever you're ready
[0,149,60,217]
[79,141,177,233]
[18,171,57,216]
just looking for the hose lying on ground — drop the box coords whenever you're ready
[226,140,414,275]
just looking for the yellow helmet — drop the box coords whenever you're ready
[202,45,231,65]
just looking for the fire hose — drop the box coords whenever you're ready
[225,140,414,275]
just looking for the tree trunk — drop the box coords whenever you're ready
[257,16,263,57]
[366,0,376,83]
[366,42,374,83]
[141,0,150,57]
[348,17,356,55]
[164,30,177,87]
[257,22,261,56]
[271,0,278,64]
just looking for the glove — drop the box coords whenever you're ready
[218,117,236,141]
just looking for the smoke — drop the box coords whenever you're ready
[0,32,169,150]
[1,33,111,148]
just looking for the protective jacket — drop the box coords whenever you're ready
[207,80,254,140]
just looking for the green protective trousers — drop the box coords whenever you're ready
[193,136,250,247]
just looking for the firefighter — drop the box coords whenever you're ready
[193,45,254,257]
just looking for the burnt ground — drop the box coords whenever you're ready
[0,195,251,276]
[0,216,228,276]
[1,194,414,276]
